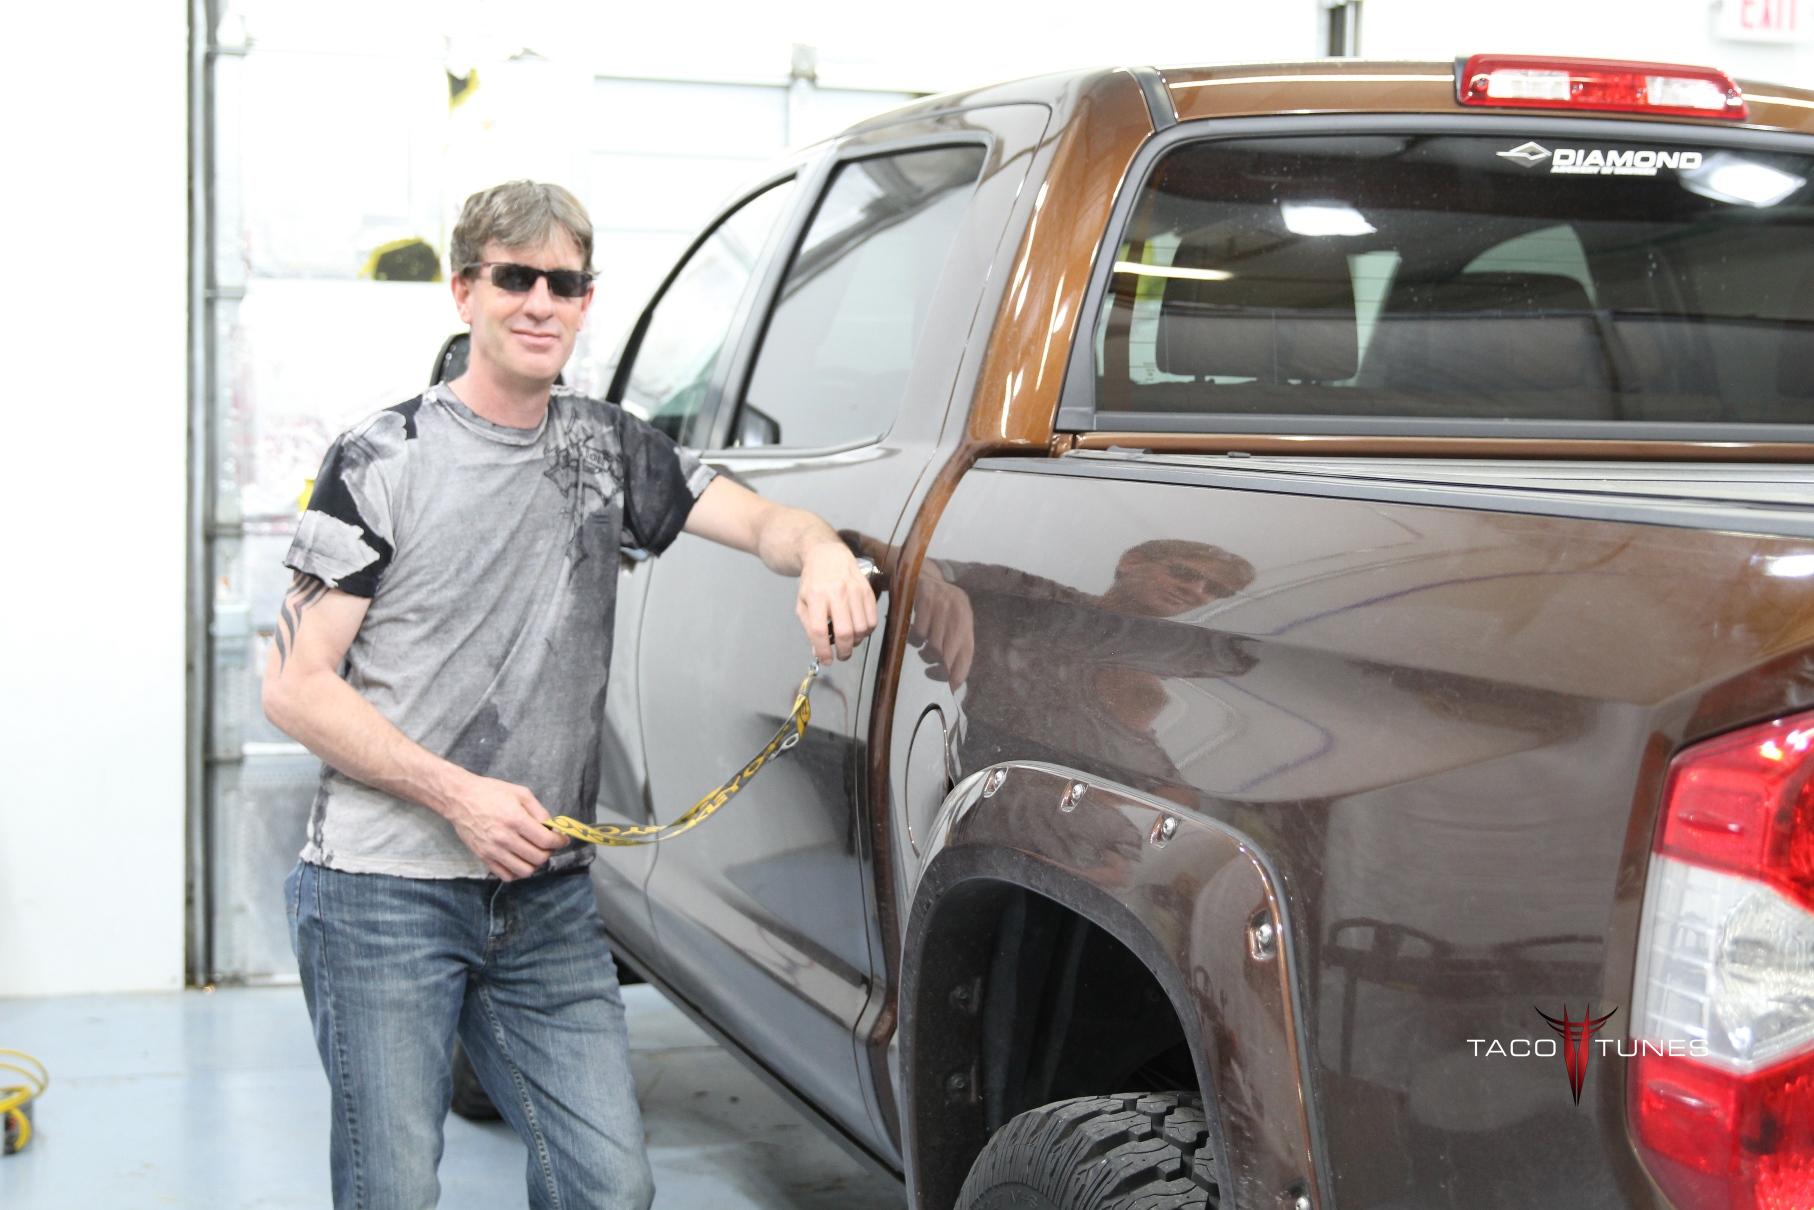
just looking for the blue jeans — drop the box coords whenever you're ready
[286,861,654,1210]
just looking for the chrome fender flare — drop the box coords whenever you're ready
[900,761,1329,1210]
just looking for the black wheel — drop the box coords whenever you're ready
[449,1039,502,1121]
[955,1092,1221,1210]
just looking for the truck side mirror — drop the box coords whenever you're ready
[428,332,565,389]
[430,332,469,385]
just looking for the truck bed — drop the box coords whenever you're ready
[895,450,1814,1206]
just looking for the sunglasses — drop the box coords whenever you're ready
[463,261,594,299]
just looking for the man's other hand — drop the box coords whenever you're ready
[444,775,570,880]
[797,542,878,663]
[908,562,976,688]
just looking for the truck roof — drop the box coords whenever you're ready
[1164,59,1814,134]
[850,59,1814,138]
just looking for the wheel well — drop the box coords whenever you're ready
[905,879,1196,1207]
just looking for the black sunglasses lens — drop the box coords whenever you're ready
[489,264,539,292]
[546,270,591,298]
[484,264,589,297]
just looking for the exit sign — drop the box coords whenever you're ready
[1720,0,1808,42]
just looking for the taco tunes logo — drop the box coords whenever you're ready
[1468,1006,1709,1105]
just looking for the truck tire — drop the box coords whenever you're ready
[449,1039,502,1122]
[955,1092,1221,1209]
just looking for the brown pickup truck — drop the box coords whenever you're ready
[534,55,1814,1209]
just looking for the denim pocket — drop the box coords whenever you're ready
[283,861,306,958]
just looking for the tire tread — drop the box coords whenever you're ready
[956,1091,1221,1210]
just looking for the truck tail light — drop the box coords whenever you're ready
[1459,54,1748,121]
[1631,712,1814,1208]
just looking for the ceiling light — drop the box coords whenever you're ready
[1112,260,1234,282]
[1682,154,1806,208]
[1280,201,1376,236]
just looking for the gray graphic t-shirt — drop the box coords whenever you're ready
[284,382,716,878]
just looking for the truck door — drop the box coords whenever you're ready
[630,114,1035,1154]
[590,174,802,963]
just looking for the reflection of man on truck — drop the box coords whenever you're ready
[911,539,1256,790]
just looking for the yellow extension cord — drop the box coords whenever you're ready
[542,663,817,847]
[1,1049,47,1155]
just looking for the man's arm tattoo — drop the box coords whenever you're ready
[275,572,330,671]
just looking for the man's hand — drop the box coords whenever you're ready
[441,774,570,881]
[797,542,878,663]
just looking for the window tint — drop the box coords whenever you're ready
[736,145,987,449]
[1094,134,1814,427]
[619,180,795,442]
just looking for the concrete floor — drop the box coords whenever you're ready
[1,983,906,1209]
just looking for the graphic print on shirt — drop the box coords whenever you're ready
[290,407,410,597]
[541,406,626,569]
[282,388,715,877]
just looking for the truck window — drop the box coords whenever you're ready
[734,144,987,449]
[618,178,796,444]
[1091,133,1814,429]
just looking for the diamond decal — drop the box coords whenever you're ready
[1498,141,1553,166]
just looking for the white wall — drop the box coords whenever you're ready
[0,6,191,994]
[225,0,1324,96]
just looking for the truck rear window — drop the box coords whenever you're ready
[1091,132,1814,429]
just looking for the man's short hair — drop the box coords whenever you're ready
[450,181,594,276]
[1123,538,1257,592]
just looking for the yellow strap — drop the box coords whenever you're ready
[542,665,817,848]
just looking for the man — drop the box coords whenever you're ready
[263,179,877,1210]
